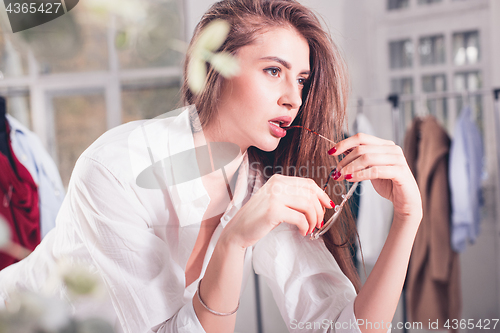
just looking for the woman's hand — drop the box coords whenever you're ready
[329,133,422,222]
[221,174,334,249]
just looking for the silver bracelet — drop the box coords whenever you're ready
[197,279,239,316]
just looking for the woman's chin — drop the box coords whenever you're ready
[254,138,281,152]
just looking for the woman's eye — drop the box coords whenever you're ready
[265,68,280,77]
[297,78,308,86]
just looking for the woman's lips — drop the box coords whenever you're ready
[268,121,286,138]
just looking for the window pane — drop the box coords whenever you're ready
[122,81,182,123]
[53,94,107,187]
[422,74,448,127]
[391,77,414,129]
[453,31,480,66]
[0,35,29,78]
[419,35,445,66]
[422,74,447,93]
[391,77,414,95]
[389,39,413,69]
[388,0,409,10]
[4,93,32,131]
[20,7,108,74]
[454,71,483,131]
[117,1,183,70]
[466,32,480,64]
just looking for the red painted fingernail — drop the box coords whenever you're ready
[345,174,353,180]
[330,168,337,178]
[333,172,341,180]
[321,220,325,228]
[328,147,337,155]
[330,200,335,209]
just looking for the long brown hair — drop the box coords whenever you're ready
[182,0,361,292]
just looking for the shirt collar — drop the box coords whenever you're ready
[165,106,210,227]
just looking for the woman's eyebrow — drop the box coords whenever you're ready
[259,56,310,75]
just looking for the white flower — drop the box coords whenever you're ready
[2,291,71,332]
[194,19,231,53]
[209,52,240,78]
[187,19,240,94]
[56,258,104,298]
[187,57,207,95]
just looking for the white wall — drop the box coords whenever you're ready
[183,0,213,41]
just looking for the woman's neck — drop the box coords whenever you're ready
[193,128,246,193]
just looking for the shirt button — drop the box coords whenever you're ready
[223,215,230,221]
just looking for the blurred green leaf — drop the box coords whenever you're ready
[115,30,129,49]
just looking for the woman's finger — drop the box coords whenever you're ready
[336,165,408,183]
[285,176,334,211]
[280,192,325,234]
[276,206,310,236]
[334,153,405,181]
[268,175,333,210]
[335,145,403,171]
[265,175,335,233]
[328,132,396,156]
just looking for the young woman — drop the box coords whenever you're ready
[0,0,422,332]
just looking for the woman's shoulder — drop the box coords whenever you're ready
[77,116,176,182]
[75,107,192,184]
[79,120,146,171]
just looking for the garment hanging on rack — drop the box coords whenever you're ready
[495,97,500,200]
[404,116,461,332]
[0,119,40,271]
[6,114,65,238]
[449,106,484,253]
[351,113,393,266]
[0,98,15,169]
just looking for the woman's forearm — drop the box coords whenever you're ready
[192,234,246,333]
[353,214,421,333]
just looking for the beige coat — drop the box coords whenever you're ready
[404,116,461,331]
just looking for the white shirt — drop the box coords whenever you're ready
[0,106,364,333]
[7,114,65,238]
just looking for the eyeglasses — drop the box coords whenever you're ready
[284,126,359,240]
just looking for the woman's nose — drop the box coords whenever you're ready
[278,79,302,110]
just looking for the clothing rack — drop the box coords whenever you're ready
[355,88,499,333]
[384,89,496,146]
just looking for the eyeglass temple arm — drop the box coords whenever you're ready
[311,181,359,240]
